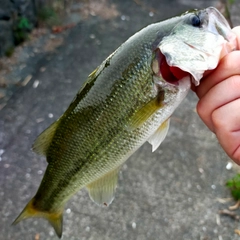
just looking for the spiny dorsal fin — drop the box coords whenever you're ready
[148,118,170,152]
[128,95,164,130]
[86,167,120,206]
[12,197,64,238]
[32,120,59,156]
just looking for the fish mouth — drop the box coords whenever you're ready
[156,7,237,86]
[152,48,190,85]
[202,7,237,58]
[204,7,233,42]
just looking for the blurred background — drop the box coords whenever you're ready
[1,0,240,239]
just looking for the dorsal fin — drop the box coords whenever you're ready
[86,167,120,206]
[32,120,59,156]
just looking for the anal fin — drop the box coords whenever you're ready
[148,118,170,152]
[86,167,120,206]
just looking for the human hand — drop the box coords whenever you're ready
[194,26,240,164]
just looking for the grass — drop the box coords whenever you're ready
[226,174,240,201]
[13,17,32,46]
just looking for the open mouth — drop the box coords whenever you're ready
[152,48,190,84]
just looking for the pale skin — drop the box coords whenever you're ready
[193,26,240,165]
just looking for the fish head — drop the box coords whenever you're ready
[155,7,237,86]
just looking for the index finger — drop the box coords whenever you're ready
[195,51,240,99]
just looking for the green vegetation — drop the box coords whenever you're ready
[37,6,61,26]
[226,174,240,200]
[228,0,235,5]
[13,17,32,45]
[37,0,67,27]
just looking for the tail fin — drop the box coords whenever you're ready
[12,198,63,238]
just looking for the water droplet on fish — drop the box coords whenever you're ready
[48,113,53,118]
[66,208,71,214]
[226,162,232,170]
[49,230,54,236]
[85,226,90,232]
[211,184,216,190]
[198,168,204,174]
[37,170,43,175]
[149,11,154,17]
[202,226,206,232]
[132,222,136,229]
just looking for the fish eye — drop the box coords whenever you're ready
[191,15,201,27]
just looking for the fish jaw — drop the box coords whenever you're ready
[205,7,236,44]
[205,7,237,60]
[196,7,237,72]
[158,7,237,86]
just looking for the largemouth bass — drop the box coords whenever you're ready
[13,7,236,238]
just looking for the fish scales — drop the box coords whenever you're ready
[35,39,159,211]
[31,19,182,212]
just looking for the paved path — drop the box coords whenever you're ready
[1,1,240,239]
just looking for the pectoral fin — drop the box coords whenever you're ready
[148,119,170,152]
[128,94,164,130]
[86,167,120,206]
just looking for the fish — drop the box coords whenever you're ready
[13,7,236,238]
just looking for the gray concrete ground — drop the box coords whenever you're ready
[1,0,240,239]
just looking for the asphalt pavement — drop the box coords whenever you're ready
[1,0,240,239]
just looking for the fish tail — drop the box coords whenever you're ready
[12,198,63,238]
